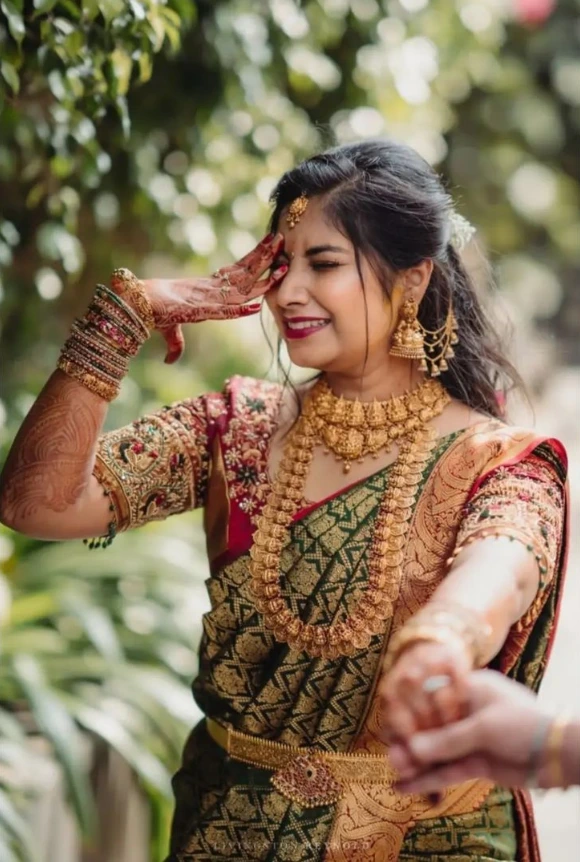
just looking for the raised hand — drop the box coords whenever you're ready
[112,232,286,364]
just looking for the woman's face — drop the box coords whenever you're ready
[265,196,400,376]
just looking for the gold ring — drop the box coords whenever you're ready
[214,270,232,302]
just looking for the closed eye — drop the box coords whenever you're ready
[311,261,340,270]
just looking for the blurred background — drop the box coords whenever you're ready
[0,0,578,860]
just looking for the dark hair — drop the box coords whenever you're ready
[267,138,523,419]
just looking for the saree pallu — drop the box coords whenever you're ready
[93,377,568,862]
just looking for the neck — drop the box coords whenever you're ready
[323,357,426,401]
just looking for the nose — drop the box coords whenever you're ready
[273,262,310,309]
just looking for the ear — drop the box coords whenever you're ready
[401,259,433,303]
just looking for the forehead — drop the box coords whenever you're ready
[278,196,350,248]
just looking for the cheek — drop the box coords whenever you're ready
[324,277,392,339]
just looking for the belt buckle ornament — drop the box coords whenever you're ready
[271,753,345,808]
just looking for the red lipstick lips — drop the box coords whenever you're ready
[283,316,331,340]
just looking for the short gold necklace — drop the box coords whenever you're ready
[249,377,450,659]
[308,377,449,472]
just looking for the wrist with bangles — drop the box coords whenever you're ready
[57,269,153,402]
[531,713,577,790]
[384,602,492,674]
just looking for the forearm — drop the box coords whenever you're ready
[0,370,108,534]
[1,277,152,539]
[421,536,540,665]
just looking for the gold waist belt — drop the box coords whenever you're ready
[206,717,397,808]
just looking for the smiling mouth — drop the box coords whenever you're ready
[283,319,331,339]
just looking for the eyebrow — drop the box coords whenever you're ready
[304,244,350,257]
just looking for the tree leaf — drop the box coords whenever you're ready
[0,1,25,45]
[69,699,172,796]
[11,655,95,837]
[0,708,27,743]
[128,0,146,22]
[8,591,59,626]
[64,597,124,662]
[1,62,20,95]
[99,0,125,23]
[110,49,133,96]
[0,787,40,862]
[82,0,100,21]
[115,95,131,138]
[136,51,153,83]
[0,835,19,862]
[33,0,58,13]
[115,666,199,725]
[2,626,67,656]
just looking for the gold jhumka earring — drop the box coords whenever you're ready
[389,298,458,377]
[286,194,308,228]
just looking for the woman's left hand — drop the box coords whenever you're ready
[378,639,472,741]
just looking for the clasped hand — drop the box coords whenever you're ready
[378,639,472,746]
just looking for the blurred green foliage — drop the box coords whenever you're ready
[0,0,579,858]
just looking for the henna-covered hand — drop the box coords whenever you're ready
[114,232,286,364]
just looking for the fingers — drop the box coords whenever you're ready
[242,264,288,300]
[160,323,185,364]
[395,755,492,794]
[429,675,467,725]
[223,232,285,297]
[379,643,470,742]
[407,714,484,766]
[389,740,419,777]
[392,666,436,732]
[235,231,284,275]
[203,303,262,321]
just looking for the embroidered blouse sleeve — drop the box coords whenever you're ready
[454,445,566,599]
[93,393,226,532]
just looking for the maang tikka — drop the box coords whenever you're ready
[286,194,308,229]
[390,298,458,377]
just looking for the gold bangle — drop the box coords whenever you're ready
[383,625,471,673]
[544,714,572,789]
[57,357,120,401]
[110,268,155,332]
[385,602,492,671]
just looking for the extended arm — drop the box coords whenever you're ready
[379,452,565,738]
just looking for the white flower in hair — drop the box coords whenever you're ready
[449,211,476,251]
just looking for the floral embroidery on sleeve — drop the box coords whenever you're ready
[455,451,565,596]
[93,395,221,532]
[220,379,282,522]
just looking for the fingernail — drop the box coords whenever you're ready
[274,264,288,276]
[262,233,274,244]
[427,792,442,805]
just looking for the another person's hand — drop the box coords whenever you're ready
[379,639,471,740]
[115,232,286,363]
[389,670,552,792]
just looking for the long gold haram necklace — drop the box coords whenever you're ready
[249,378,450,660]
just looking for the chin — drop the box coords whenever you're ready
[286,342,336,371]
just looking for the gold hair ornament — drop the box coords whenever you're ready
[286,194,308,229]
